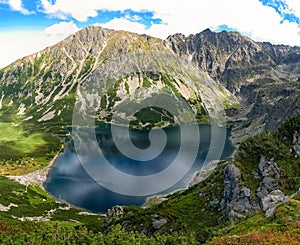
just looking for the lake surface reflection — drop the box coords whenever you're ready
[45,124,235,213]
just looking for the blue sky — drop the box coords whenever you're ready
[0,2,162,30]
[1,0,300,68]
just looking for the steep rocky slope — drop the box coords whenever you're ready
[167,29,300,143]
[0,26,237,173]
[1,26,299,149]
[0,26,236,130]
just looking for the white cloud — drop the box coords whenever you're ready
[39,0,300,46]
[125,13,142,22]
[283,0,300,18]
[44,21,79,37]
[95,18,147,34]
[0,21,79,69]
[1,0,300,69]
[40,0,99,21]
[8,0,34,15]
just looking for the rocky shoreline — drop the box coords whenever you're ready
[7,149,62,190]
[143,159,223,207]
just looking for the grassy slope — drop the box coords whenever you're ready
[209,195,300,244]
[0,115,298,243]
[0,47,298,242]
[235,114,300,195]
[103,115,300,243]
[0,176,196,244]
[0,104,61,175]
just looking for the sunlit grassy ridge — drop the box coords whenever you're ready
[0,122,46,154]
[0,103,61,174]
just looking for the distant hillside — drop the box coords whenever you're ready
[0,26,237,174]
[167,29,300,143]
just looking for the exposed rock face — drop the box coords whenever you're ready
[152,214,168,229]
[221,164,259,217]
[167,29,276,91]
[292,131,300,157]
[105,205,124,223]
[221,156,290,218]
[256,156,288,217]
[256,157,280,198]
[258,156,280,179]
[167,30,300,143]
[261,190,287,218]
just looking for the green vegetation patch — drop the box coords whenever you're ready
[0,120,61,174]
[235,114,300,194]
[208,199,300,244]
[130,106,175,129]
[0,122,46,155]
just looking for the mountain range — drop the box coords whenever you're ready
[1,26,299,148]
[0,26,299,244]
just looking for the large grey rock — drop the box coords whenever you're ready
[258,156,280,179]
[293,131,300,145]
[221,157,287,218]
[105,205,124,223]
[292,132,300,157]
[152,214,168,229]
[256,156,289,217]
[292,145,300,157]
[257,156,280,202]
[107,205,124,217]
[221,164,259,216]
[257,176,278,200]
[261,190,287,217]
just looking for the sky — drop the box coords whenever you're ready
[0,0,300,69]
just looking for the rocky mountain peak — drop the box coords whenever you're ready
[0,26,299,146]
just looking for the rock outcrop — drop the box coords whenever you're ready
[292,131,300,157]
[221,156,290,218]
[105,205,124,223]
[152,214,168,230]
[256,157,288,217]
[221,164,259,218]
[260,190,287,218]
[167,30,300,144]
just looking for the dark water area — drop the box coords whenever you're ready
[45,124,235,213]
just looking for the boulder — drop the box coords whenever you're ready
[261,190,288,217]
[221,164,259,216]
[292,132,300,157]
[105,205,124,223]
[152,214,168,229]
[258,156,280,179]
